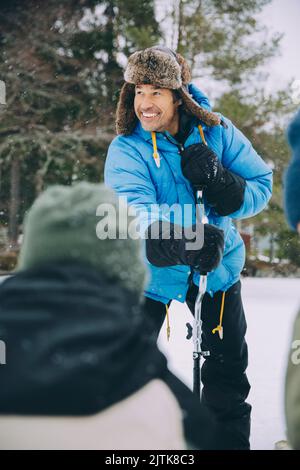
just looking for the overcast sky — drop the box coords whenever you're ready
[259,0,300,96]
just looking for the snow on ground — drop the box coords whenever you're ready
[158,277,300,450]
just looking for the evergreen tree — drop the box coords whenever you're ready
[0,0,160,251]
[158,0,299,269]
[157,0,281,86]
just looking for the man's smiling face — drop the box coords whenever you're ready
[134,84,181,135]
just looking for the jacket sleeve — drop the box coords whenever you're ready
[105,137,191,236]
[188,83,211,111]
[105,138,161,235]
[220,117,273,219]
[105,138,203,268]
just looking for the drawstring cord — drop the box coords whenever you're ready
[165,291,226,342]
[151,125,207,168]
[166,304,171,341]
[212,291,225,340]
[151,132,161,168]
[198,124,207,145]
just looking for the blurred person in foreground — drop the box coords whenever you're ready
[284,109,300,450]
[0,182,234,450]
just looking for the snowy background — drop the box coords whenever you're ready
[158,277,300,450]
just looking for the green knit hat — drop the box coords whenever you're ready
[17,182,147,294]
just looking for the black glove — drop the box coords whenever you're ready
[146,220,224,274]
[181,143,246,216]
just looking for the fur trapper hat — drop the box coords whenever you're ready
[116,46,221,135]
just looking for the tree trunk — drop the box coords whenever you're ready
[176,0,184,52]
[8,155,20,250]
[269,233,275,262]
[0,160,2,200]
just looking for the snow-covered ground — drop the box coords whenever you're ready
[158,277,300,450]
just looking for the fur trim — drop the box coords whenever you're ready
[175,53,191,84]
[116,83,138,135]
[179,87,221,127]
[116,47,221,135]
[124,49,182,89]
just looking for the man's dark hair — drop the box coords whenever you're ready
[172,89,182,103]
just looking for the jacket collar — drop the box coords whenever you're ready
[133,119,206,150]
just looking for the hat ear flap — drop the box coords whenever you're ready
[178,88,221,127]
[176,53,192,85]
[116,83,138,135]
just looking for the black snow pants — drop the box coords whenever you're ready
[144,280,251,450]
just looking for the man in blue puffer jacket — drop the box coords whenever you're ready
[105,46,273,449]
